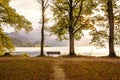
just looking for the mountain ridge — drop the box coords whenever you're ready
[8,28,90,47]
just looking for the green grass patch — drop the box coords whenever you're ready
[0,58,53,80]
[61,59,120,80]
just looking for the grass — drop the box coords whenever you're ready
[0,53,30,57]
[0,57,53,80]
[0,57,120,80]
[61,58,120,80]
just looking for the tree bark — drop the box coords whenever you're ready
[69,0,75,56]
[107,0,116,57]
[40,0,45,56]
[69,29,75,56]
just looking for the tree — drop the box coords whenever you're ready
[0,27,14,55]
[90,0,119,57]
[51,0,96,56]
[37,0,49,56]
[107,0,116,57]
[0,0,32,54]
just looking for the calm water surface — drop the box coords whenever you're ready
[13,47,120,57]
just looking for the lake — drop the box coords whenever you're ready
[13,47,120,57]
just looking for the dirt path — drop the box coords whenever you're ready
[52,60,66,80]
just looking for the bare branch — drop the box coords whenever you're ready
[73,0,83,27]
[55,3,68,11]
[45,4,49,10]
[37,0,42,4]
[67,0,70,6]
[73,24,85,34]
[73,0,81,8]
[44,0,49,10]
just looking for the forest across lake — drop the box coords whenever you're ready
[13,47,120,57]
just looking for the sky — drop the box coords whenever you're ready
[10,0,39,27]
[5,0,120,47]
[3,0,39,32]
[7,0,91,46]
[9,0,90,36]
[9,0,91,35]
[8,0,53,31]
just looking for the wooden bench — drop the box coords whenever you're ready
[47,51,60,57]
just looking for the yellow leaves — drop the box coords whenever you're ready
[0,0,8,4]
[0,0,2,3]
[0,28,14,54]
[0,0,32,32]
[77,15,95,30]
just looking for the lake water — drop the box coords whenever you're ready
[13,47,120,57]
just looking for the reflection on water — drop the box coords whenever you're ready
[13,47,120,57]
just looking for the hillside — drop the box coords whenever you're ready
[8,28,90,47]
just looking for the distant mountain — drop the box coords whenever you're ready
[9,35,35,47]
[8,28,90,47]
[8,28,41,42]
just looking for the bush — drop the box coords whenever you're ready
[20,53,29,57]
[4,52,10,56]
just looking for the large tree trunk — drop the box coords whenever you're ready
[107,0,116,57]
[40,0,45,56]
[69,28,75,56]
[69,0,75,56]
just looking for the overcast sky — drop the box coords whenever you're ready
[9,0,53,29]
[7,0,91,46]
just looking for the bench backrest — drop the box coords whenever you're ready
[47,52,60,55]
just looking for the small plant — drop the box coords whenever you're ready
[20,53,29,57]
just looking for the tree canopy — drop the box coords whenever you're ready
[50,0,97,56]
[51,0,96,40]
[0,0,32,54]
[90,0,120,47]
